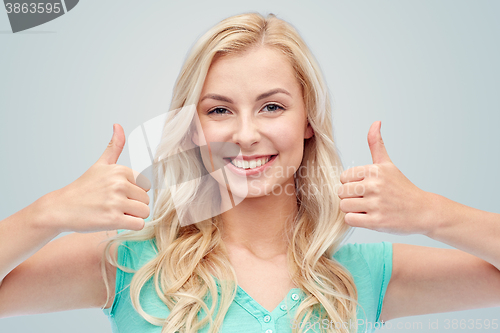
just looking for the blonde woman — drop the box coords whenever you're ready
[1,12,499,333]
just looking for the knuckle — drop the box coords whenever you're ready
[108,197,124,214]
[112,180,128,193]
[115,165,132,177]
[364,181,378,195]
[354,183,365,196]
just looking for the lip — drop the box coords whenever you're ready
[224,154,278,176]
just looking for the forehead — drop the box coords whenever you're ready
[201,46,302,97]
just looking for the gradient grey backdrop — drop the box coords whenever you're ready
[1,0,499,332]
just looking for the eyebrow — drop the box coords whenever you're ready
[199,88,291,104]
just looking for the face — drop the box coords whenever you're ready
[193,46,314,202]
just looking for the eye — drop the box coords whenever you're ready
[207,107,231,115]
[262,103,285,113]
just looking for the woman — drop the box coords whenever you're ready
[0,12,499,333]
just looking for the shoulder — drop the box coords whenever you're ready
[333,242,393,266]
[115,229,158,271]
[333,241,393,281]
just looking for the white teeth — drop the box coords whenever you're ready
[230,156,273,169]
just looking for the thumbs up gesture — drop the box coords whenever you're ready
[41,124,151,233]
[337,121,432,235]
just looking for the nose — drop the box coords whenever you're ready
[232,113,261,149]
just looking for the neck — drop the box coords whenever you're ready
[219,180,298,259]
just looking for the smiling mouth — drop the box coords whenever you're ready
[223,155,278,170]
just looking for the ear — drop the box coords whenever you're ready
[304,122,314,139]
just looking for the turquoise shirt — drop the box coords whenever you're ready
[103,231,392,333]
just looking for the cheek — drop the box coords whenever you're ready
[203,120,231,139]
[197,123,239,173]
[195,123,224,146]
[270,122,304,151]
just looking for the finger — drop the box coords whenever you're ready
[132,169,152,192]
[122,199,150,219]
[367,121,392,164]
[340,166,367,184]
[125,182,150,205]
[339,198,367,213]
[120,214,146,231]
[114,166,151,194]
[344,212,369,228]
[97,123,126,165]
[337,183,367,199]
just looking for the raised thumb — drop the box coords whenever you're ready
[367,121,392,164]
[98,123,125,164]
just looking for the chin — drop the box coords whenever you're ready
[230,179,296,200]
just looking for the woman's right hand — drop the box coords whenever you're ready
[39,124,151,234]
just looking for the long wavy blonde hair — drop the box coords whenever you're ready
[101,12,359,333]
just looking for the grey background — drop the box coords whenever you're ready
[0,0,499,332]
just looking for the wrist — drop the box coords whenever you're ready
[29,191,65,236]
[421,192,455,240]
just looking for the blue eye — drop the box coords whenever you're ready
[207,107,230,115]
[263,104,284,112]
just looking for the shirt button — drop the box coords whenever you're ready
[291,293,299,301]
[280,304,287,311]
[265,330,273,333]
[263,315,271,323]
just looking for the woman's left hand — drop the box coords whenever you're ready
[337,121,435,236]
